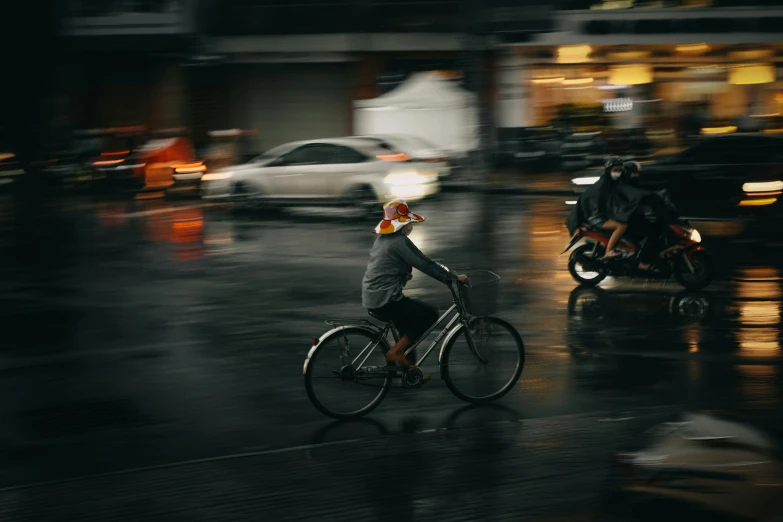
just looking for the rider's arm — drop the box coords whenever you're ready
[395,237,457,285]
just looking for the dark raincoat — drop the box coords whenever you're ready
[566,172,653,235]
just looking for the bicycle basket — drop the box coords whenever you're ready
[459,270,500,316]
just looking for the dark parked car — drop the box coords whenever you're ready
[570,134,783,237]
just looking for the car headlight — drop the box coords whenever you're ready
[690,228,701,243]
[385,172,430,186]
[202,172,233,181]
[572,176,600,186]
[743,180,783,193]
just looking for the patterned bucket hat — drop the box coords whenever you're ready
[374,200,425,235]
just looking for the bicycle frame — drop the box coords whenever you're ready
[349,283,482,372]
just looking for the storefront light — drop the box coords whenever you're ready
[676,43,710,54]
[608,65,652,85]
[557,45,592,64]
[532,77,565,84]
[729,64,775,85]
[607,51,651,61]
[701,126,737,135]
[730,50,773,61]
[562,78,594,86]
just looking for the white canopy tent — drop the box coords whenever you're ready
[354,73,479,155]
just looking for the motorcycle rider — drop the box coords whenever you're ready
[565,156,629,259]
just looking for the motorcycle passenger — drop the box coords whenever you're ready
[362,200,469,368]
[623,160,642,186]
[565,156,629,259]
[619,161,656,271]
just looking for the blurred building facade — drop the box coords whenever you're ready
[497,1,783,143]
[52,0,783,156]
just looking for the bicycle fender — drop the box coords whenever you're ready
[303,324,385,375]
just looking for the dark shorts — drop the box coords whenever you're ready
[370,296,439,343]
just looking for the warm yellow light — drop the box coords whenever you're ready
[202,172,233,181]
[591,0,634,9]
[763,128,783,134]
[562,77,594,85]
[730,50,773,61]
[700,126,737,135]
[532,77,565,84]
[608,64,652,85]
[174,165,207,174]
[557,45,592,64]
[0,153,15,161]
[739,302,781,326]
[743,181,783,192]
[739,198,777,207]
[729,64,775,85]
[688,65,725,70]
[676,43,710,54]
[607,51,651,61]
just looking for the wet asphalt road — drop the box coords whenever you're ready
[0,191,782,495]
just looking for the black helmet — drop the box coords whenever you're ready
[604,155,624,170]
[623,161,642,184]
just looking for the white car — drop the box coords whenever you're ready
[354,134,454,177]
[200,138,440,208]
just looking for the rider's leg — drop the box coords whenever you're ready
[386,335,412,366]
[386,297,438,367]
[603,220,628,257]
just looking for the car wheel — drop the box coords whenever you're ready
[231,181,276,215]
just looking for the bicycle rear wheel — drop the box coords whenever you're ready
[441,317,525,404]
[304,326,392,420]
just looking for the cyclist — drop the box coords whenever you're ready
[362,200,469,368]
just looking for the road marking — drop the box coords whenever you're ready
[0,406,677,493]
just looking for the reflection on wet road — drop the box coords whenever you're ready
[0,192,781,498]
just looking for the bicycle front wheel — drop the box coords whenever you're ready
[441,317,525,404]
[304,326,392,420]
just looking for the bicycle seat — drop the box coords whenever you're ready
[368,310,392,323]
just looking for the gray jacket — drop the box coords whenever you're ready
[362,233,456,310]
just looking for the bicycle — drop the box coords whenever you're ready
[303,270,526,420]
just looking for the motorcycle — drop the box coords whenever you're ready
[562,192,715,290]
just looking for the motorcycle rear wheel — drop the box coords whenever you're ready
[568,244,608,287]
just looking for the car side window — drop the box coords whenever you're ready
[333,146,368,164]
[281,145,337,166]
[279,146,315,166]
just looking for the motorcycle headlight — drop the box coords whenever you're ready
[690,228,702,243]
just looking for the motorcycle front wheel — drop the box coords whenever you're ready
[568,244,608,287]
[674,250,714,290]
